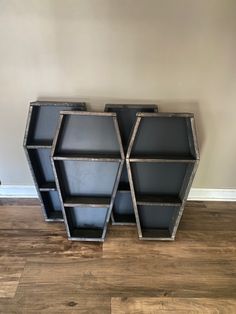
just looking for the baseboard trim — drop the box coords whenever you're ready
[0,185,236,201]
[0,185,37,198]
[188,188,236,201]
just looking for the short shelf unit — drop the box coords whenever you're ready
[24,101,86,221]
[52,111,124,241]
[105,104,158,225]
[127,112,200,240]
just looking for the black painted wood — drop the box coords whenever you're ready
[127,112,199,240]
[105,104,158,225]
[23,101,86,222]
[52,112,124,242]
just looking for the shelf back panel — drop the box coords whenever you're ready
[41,191,62,218]
[131,117,195,158]
[28,149,54,184]
[131,162,193,198]
[55,115,121,155]
[113,191,134,215]
[138,205,179,230]
[65,206,108,229]
[55,160,120,198]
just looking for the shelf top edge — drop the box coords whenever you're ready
[30,101,87,107]
[136,112,194,118]
[105,104,158,109]
[60,111,116,117]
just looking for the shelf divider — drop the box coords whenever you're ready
[64,196,110,208]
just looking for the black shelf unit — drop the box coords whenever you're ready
[23,101,86,222]
[104,104,158,225]
[127,112,199,240]
[52,111,124,242]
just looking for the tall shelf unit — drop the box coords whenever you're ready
[127,112,199,240]
[52,112,124,241]
[105,104,158,225]
[24,101,86,222]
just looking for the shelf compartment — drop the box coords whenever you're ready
[137,204,179,240]
[119,163,129,186]
[54,113,123,158]
[105,104,158,153]
[65,206,108,241]
[64,196,110,207]
[131,162,194,202]
[40,191,63,221]
[129,114,197,159]
[27,148,55,186]
[25,102,86,146]
[54,160,120,199]
[111,191,135,225]
[141,229,172,240]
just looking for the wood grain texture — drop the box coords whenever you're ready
[111,297,236,314]
[0,200,235,313]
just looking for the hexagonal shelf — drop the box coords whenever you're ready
[105,104,158,225]
[52,112,124,241]
[23,101,86,222]
[127,112,200,240]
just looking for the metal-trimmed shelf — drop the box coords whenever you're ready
[23,101,86,221]
[105,104,158,225]
[52,111,124,241]
[127,112,200,240]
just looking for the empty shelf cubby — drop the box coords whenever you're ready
[40,191,63,220]
[52,112,124,241]
[64,206,108,241]
[24,101,86,221]
[127,112,199,240]
[137,204,180,240]
[53,159,120,203]
[105,104,158,225]
[129,113,196,160]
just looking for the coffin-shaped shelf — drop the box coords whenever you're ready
[105,104,158,225]
[52,112,124,241]
[23,101,87,222]
[127,112,199,240]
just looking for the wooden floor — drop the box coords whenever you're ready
[0,199,235,313]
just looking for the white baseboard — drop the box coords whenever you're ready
[188,188,236,201]
[0,185,37,198]
[0,185,236,201]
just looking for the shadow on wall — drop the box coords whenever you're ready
[37,96,205,155]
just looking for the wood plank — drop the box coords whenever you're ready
[18,255,236,298]
[111,297,236,314]
[0,293,110,314]
[0,257,25,298]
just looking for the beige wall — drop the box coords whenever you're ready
[0,0,236,188]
